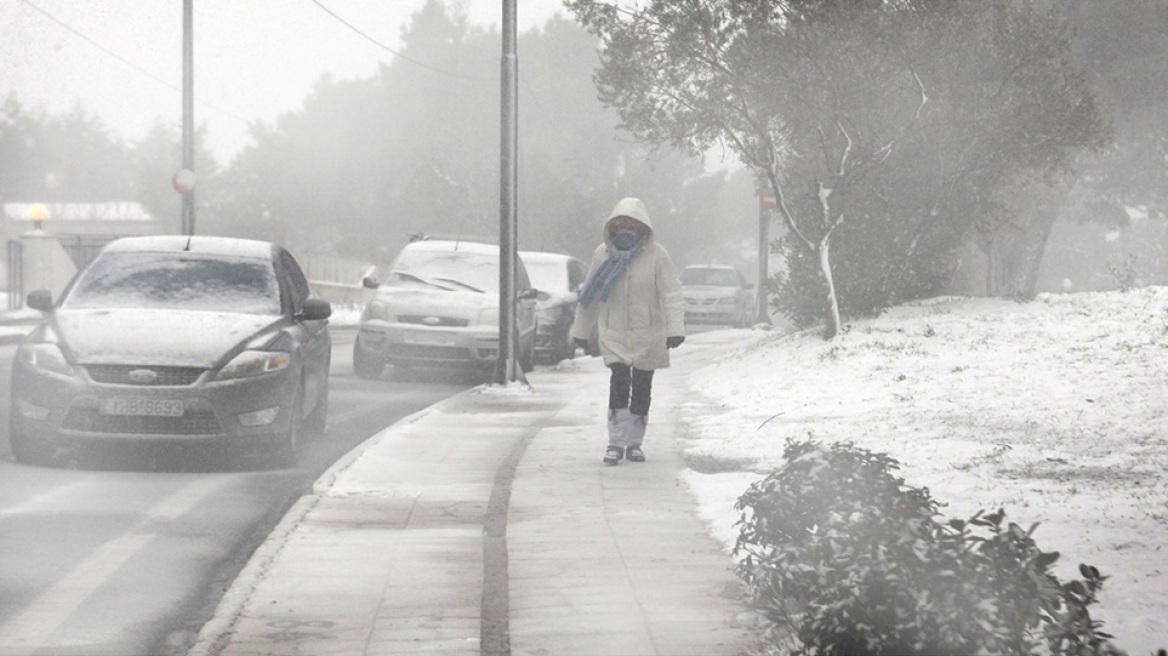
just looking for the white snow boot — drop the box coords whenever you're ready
[626,413,647,462]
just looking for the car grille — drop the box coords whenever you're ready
[84,365,205,386]
[397,315,470,327]
[62,407,222,435]
[684,297,721,306]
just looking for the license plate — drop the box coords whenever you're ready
[100,398,184,417]
[405,330,456,346]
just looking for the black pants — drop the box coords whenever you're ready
[608,364,654,416]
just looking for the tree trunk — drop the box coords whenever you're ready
[756,198,772,325]
[984,213,1057,299]
[818,235,842,339]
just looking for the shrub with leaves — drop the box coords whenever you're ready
[733,439,1124,656]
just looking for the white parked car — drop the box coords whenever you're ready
[352,237,538,379]
[681,264,754,328]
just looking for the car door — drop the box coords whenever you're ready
[515,260,537,345]
[280,250,330,412]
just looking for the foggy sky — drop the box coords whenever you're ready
[0,0,566,164]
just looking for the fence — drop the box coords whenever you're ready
[4,235,377,311]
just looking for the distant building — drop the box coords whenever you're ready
[3,201,166,270]
[3,201,161,239]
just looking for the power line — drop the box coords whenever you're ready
[18,0,250,125]
[307,0,480,81]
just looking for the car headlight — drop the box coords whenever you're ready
[216,350,291,381]
[363,301,391,322]
[16,343,75,376]
[478,307,499,326]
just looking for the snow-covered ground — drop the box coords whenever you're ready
[677,287,1168,655]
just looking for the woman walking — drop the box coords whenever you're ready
[571,198,685,465]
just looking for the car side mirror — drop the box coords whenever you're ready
[518,288,539,300]
[362,276,380,289]
[26,289,53,312]
[296,297,332,321]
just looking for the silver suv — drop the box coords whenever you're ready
[352,237,537,379]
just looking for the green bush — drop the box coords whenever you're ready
[733,439,1125,656]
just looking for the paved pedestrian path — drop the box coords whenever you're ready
[190,346,750,656]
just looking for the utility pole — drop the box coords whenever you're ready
[495,0,521,385]
[181,0,196,235]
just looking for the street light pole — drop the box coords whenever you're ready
[181,0,196,235]
[495,0,521,385]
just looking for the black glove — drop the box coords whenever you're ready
[573,337,589,350]
[666,336,685,349]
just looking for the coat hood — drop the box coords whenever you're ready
[604,197,655,245]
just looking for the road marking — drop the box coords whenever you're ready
[0,480,89,522]
[0,477,225,651]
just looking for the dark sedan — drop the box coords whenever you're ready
[519,251,589,364]
[9,236,331,467]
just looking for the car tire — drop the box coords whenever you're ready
[304,383,328,434]
[352,340,385,380]
[270,389,302,469]
[9,417,53,467]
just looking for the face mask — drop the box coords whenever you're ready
[612,229,641,251]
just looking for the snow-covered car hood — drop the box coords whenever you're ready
[377,287,500,320]
[51,309,281,367]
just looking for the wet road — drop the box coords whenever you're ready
[0,328,473,656]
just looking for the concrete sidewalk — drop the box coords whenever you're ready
[190,345,751,656]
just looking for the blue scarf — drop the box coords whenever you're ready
[578,229,644,307]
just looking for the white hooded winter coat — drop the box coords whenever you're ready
[570,198,685,370]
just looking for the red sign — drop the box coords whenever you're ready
[172,169,197,194]
[759,191,777,212]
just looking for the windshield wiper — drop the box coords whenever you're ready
[393,272,454,290]
[432,278,484,293]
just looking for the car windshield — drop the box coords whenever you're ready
[682,268,739,287]
[523,260,569,292]
[62,252,282,315]
[390,249,499,293]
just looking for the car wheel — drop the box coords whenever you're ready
[304,383,328,434]
[736,308,750,328]
[270,389,302,469]
[352,340,385,380]
[9,417,53,466]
